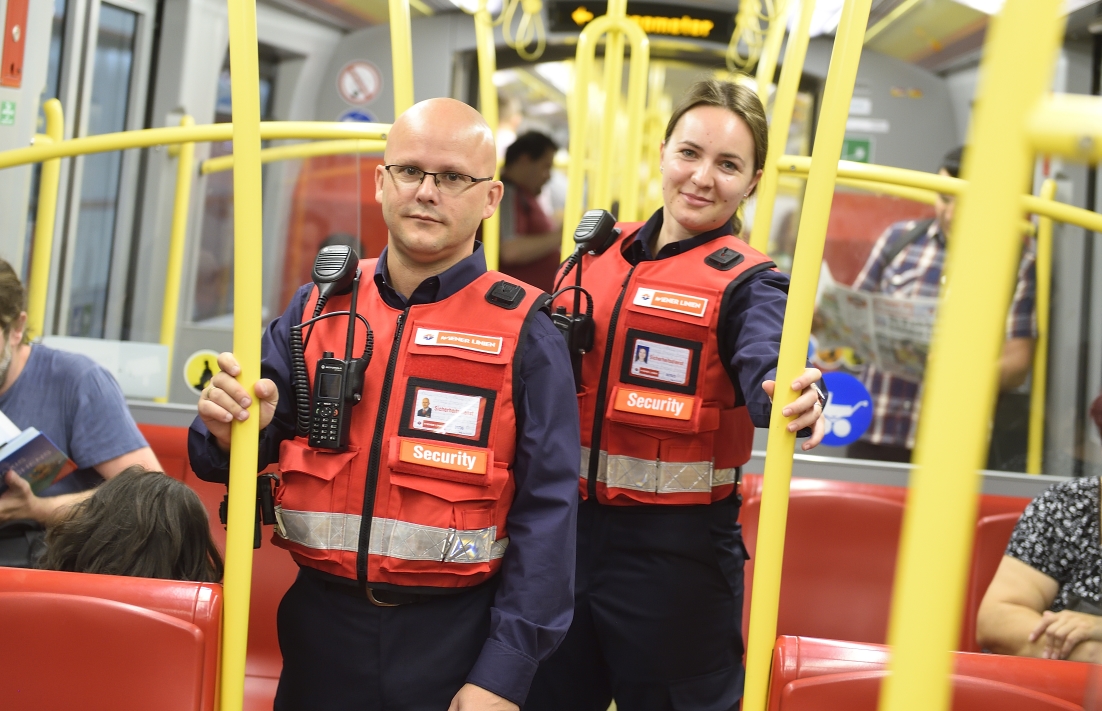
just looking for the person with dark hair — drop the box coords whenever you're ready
[498,131,562,291]
[527,78,825,711]
[846,146,1037,464]
[0,259,161,567]
[41,466,223,583]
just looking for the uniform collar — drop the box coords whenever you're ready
[623,209,734,265]
[373,242,487,310]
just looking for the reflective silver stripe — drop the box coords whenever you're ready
[276,508,508,563]
[580,447,736,493]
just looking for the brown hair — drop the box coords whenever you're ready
[663,78,769,233]
[42,467,224,583]
[0,260,29,344]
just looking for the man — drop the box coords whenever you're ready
[0,259,161,563]
[498,132,562,292]
[848,146,1036,463]
[416,397,433,418]
[189,98,579,711]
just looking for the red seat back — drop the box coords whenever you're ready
[960,511,1022,651]
[0,569,222,711]
[742,486,905,644]
[769,636,1093,711]
[779,670,1083,711]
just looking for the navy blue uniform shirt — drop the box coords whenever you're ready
[625,209,798,431]
[188,243,580,705]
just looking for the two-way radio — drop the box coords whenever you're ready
[551,210,619,390]
[290,245,374,451]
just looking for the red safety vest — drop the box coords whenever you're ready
[273,260,546,589]
[554,223,776,506]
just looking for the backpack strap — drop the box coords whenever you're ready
[879,218,936,269]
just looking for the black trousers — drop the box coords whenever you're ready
[274,569,495,711]
[526,496,746,711]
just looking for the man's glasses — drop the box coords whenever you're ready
[384,165,494,195]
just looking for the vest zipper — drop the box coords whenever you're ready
[357,307,409,583]
[587,264,637,499]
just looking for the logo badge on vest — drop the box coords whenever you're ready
[632,287,708,318]
[820,372,873,447]
[414,328,503,355]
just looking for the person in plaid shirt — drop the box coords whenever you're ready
[848,147,1037,463]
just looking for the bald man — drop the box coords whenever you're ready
[189,99,580,711]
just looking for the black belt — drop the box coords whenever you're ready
[324,582,445,607]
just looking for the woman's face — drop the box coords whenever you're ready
[659,105,762,236]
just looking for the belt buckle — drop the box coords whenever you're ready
[365,587,401,607]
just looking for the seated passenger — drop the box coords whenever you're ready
[0,259,161,566]
[40,466,223,583]
[976,477,1102,662]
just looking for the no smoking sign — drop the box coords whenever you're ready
[337,61,383,106]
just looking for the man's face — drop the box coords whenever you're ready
[375,105,503,266]
[422,398,430,408]
[934,168,956,238]
[515,149,555,195]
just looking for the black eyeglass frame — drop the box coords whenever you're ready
[383,164,495,190]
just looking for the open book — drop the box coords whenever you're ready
[0,410,76,497]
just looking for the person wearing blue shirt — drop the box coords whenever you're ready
[0,259,161,565]
[188,98,579,711]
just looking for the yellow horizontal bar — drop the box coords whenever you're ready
[837,176,936,204]
[778,155,1102,233]
[1027,93,1102,163]
[201,138,388,174]
[0,121,391,171]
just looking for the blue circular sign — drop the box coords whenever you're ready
[339,109,376,123]
[819,371,873,447]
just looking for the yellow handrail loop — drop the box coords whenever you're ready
[502,0,547,59]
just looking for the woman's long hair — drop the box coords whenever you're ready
[42,467,224,583]
[663,78,769,234]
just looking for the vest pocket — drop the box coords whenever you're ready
[274,438,361,562]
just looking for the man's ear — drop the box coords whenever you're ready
[375,164,386,204]
[482,180,505,220]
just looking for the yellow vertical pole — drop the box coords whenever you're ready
[593,0,625,211]
[562,28,597,258]
[158,115,196,403]
[753,0,788,108]
[879,2,1064,710]
[26,99,65,340]
[618,28,649,222]
[475,0,501,270]
[741,0,873,708]
[389,0,415,116]
[221,1,264,709]
[748,0,814,254]
[1026,178,1055,475]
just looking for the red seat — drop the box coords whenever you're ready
[778,670,1083,711]
[139,423,299,710]
[0,567,222,711]
[960,511,1023,651]
[769,636,1093,711]
[742,484,905,644]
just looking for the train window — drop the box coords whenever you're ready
[190,47,280,325]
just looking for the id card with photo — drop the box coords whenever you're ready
[629,338,692,387]
[619,329,702,396]
[400,378,497,447]
[411,389,484,438]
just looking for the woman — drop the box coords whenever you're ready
[977,477,1102,663]
[526,79,824,710]
[41,466,223,583]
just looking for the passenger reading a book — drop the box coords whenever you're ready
[0,259,161,567]
[40,467,223,583]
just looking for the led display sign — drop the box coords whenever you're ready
[549,2,734,42]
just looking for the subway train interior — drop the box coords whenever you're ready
[0,0,1101,708]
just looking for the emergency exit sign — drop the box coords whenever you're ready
[841,137,872,163]
[0,101,15,126]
